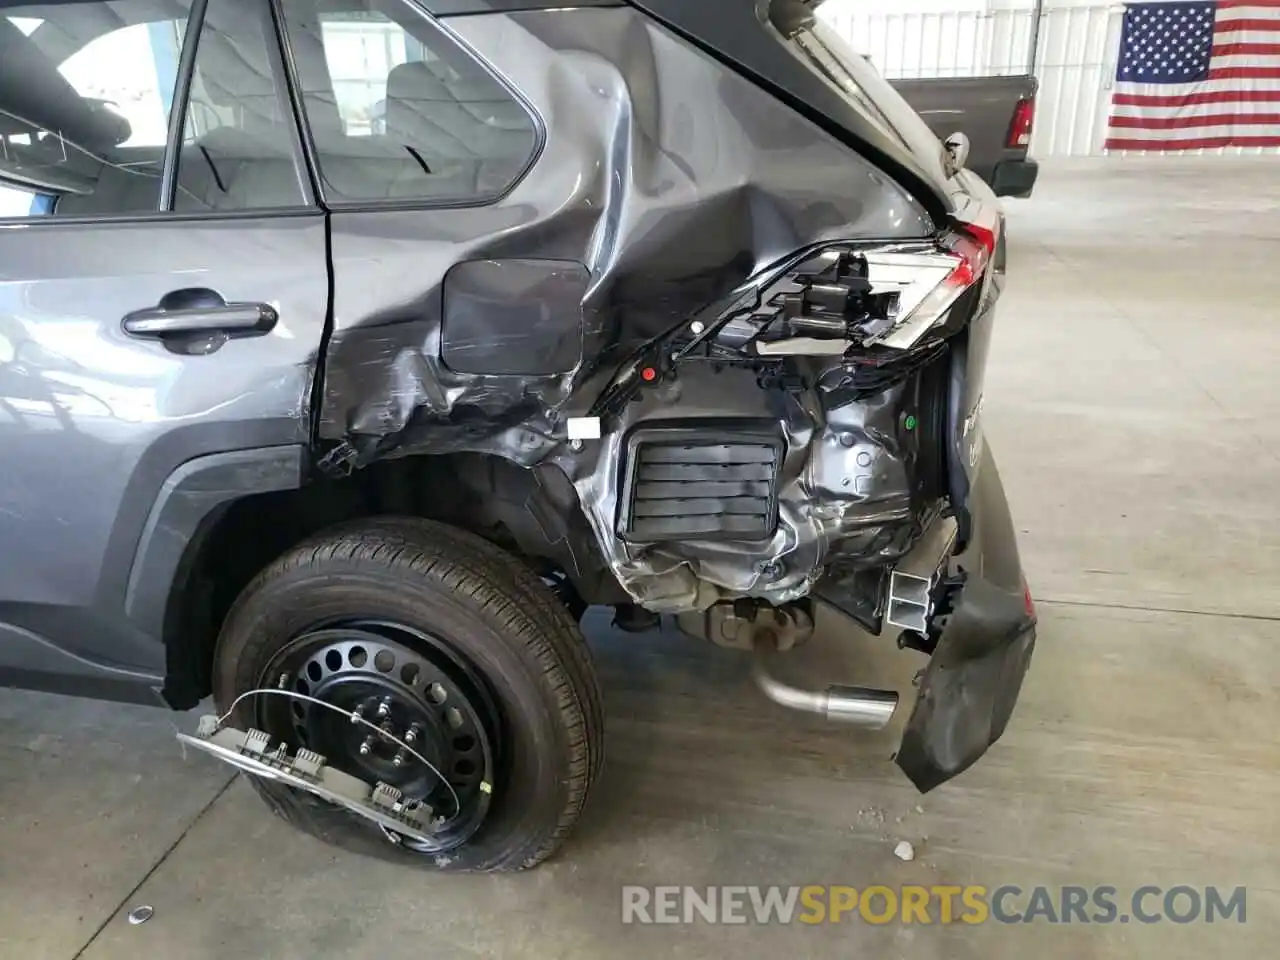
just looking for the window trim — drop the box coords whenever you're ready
[268,0,327,205]
[159,0,209,211]
[423,0,621,14]
[0,0,321,226]
[273,0,546,214]
[265,0,323,209]
[166,0,319,215]
[0,206,324,231]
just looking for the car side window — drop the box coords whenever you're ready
[173,0,305,212]
[277,0,538,205]
[0,0,304,219]
[0,4,188,216]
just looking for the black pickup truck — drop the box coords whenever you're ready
[893,74,1040,198]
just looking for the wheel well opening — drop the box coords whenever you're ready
[162,453,618,708]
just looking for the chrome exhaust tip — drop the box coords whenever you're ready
[750,636,898,729]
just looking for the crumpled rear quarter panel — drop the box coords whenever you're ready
[317,5,934,459]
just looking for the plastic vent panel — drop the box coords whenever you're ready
[619,426,784,542]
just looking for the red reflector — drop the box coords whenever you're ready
[640,366,658,382]
[944,225,994,290]
[949,259,977,288]
[1007,96,1035,149]
[961,222,997,257]
[1023,581,1037,619]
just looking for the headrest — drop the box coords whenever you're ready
[384,59,529,144]
[268,5,345,138]
[0,18,131,148]
[196,1,279,109]
[386,58,502,107]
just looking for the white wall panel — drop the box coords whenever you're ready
[821,0,1280,157]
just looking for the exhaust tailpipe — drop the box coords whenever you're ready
[751,635,898,729]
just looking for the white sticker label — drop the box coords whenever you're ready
[567,416,602,441]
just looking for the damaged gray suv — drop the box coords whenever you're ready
[0,0,1036,870]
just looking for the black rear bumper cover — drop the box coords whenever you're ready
[896,574,1036,792]
[991,158,1039,198]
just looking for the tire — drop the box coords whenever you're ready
[211,516,604,871]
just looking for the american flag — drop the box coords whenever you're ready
[1104,0,1280,151]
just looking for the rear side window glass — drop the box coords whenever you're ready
[278,0,538,205]
[0,3,191,216]
[173,1,305,211]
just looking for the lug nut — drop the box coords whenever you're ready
[376,699,391,719]
[393,749,407,767]
[350,703,365,725]
[358,735,375,756]
[404,724,421,745]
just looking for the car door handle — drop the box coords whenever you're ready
[122,288,277,339]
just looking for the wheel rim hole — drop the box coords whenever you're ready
[269,623,498,849]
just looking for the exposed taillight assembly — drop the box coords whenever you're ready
[867,229,992,350]
[687,221,997,357]
[1007,96,1035,149]
[592,215,1001,419]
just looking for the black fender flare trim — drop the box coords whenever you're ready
[124,445,307,643]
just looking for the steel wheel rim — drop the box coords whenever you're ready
[256,619,501,852]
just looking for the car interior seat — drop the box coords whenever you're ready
[174,4,304,211]
[0,16,159,216]
[277,3,536,203]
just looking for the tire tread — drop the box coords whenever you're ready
[214,516,603,871]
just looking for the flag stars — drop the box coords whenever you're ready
[1115,0,1218,84]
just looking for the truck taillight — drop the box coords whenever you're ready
[1007,96,1034,149]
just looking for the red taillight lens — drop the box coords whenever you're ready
[870,229,991,349]
[1007,97,1035,149]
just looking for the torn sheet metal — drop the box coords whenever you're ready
[316,6,932,468]
[309,7,946,610]
[555,365,927,611]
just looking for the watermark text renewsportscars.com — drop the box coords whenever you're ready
[621,885,1247,926]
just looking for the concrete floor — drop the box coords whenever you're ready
[3,159,1278,959]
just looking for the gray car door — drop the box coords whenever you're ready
[0,0,327,701]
